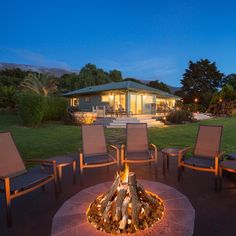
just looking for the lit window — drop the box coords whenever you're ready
[101,95,109,102]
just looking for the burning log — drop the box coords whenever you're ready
[87,166,164,234]
[100,174,120,214]
[128,172,142,230]
[137,183,158,206]
[119,196,130,229]
[114,185,128,221]
[102,201,112,222]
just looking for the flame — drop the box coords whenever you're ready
[121,163,129,183]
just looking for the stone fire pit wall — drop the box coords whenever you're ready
[51,180,195,236]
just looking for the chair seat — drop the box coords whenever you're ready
[84,154,115,165]
[220,160,236,171]
[126,152,151,161]
[183,156,215,168]
[0,167,53,193]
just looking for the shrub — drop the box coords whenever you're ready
[44,97,68,121]
[182,103,206,113]
[18,93,46,127]
[166,110,194,124]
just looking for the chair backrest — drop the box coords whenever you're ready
[82,125,107,157]
[126,123,149,153]
[194,125,223,158]
[0,132,27,178]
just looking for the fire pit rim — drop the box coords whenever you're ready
[51,180,195,236]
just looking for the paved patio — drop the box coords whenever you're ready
[1,153,236,236]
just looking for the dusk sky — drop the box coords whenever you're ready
[1,0,236,86]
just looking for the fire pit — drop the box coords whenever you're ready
[87,165,164,234]
[51,168,195,236]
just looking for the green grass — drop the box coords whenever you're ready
[1,113,236,162]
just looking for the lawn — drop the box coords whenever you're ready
[1,112,236,162]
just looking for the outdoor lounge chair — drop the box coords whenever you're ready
[178,125,224,190]
[121,123,158,178]
[0,132,58,227]
[79,125,119,180]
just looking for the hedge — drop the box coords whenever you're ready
[18,93,46,127]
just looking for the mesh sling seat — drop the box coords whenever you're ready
[178,125,224,191]
[79,125,119,178]
[0,132,58,227]
[121,123,158,178]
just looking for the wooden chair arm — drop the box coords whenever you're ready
[216,151,225,159]
[178,147,192,166]
[149,143,158,161]
[149,143,157,151]
[179,147,192,155]
[108,144,119,151]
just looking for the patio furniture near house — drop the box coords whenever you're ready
[178,125,224,191]
[46,156,76,192]
[161,147,186,175]
[121,123,158,178]
[219,160,236,191]
[0,132,58,227]
[79,125,119,183]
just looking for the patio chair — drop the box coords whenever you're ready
[121,123,158,178]
[79,125,119,181]
[178,125,224,191]
[0,132,58,227]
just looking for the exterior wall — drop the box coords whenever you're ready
[68,90,177,114]
[78,94,109,111]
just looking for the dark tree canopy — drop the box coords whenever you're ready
[109,69,123,82]
[181,59,224,107]
[148,80,171,93]
[222,74,236,90]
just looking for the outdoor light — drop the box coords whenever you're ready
[194,98,198,103]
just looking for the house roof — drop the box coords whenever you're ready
[63,80,180,99]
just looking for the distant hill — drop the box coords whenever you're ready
[0,62,80,77]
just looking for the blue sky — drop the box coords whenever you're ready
[0,0,236,86]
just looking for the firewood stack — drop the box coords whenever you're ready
[87,171,164,234]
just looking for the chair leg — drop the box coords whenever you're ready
[154,161,158,181]
[4,178,12,227]
[80,168,84,187]
[58,167,63,193]
[162,154,166,176]
[178,166,182,182]
[219,167,222,192]
[72,160,76,184]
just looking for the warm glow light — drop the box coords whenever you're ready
[121,163,129,183]
[194,98,198,103]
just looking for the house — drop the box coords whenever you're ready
[63,80,180,116]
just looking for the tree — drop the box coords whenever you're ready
[0,85,17,108]
[148,80,171,93]
[20,73,58,96]
[59,73,80,92]
[222,74,236,90]
[181,59,224,107]
[77,64,111,88]
[109,69,123,82]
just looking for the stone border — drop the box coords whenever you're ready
[51,180,195,236]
